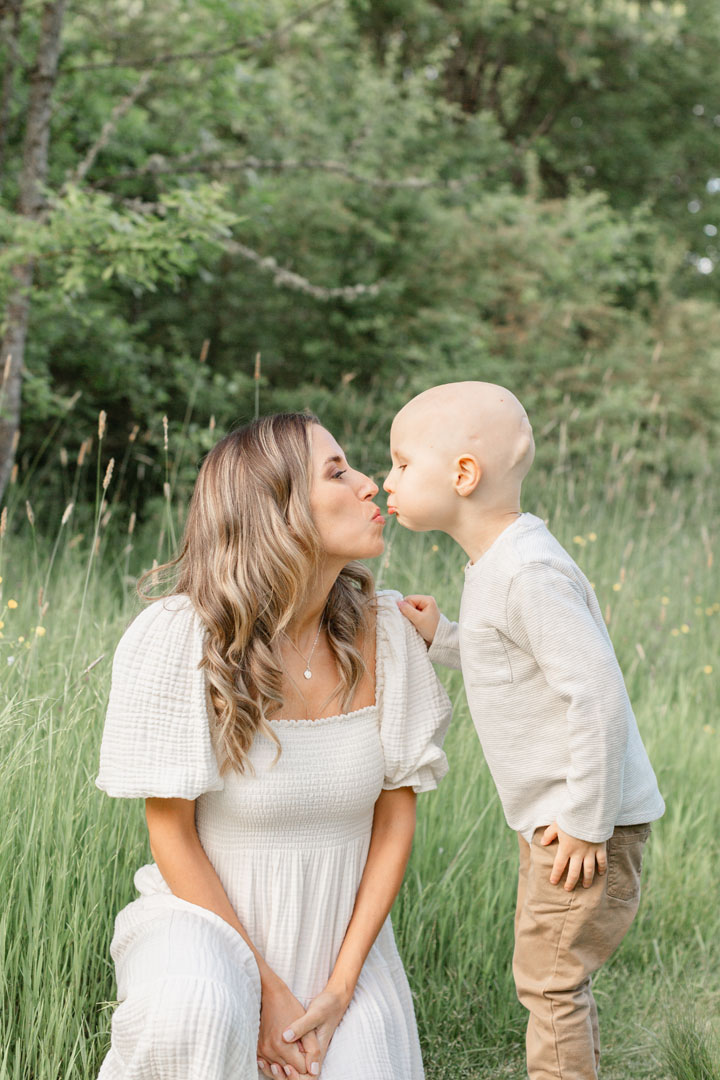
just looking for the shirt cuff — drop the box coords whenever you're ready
[428,614,462,670]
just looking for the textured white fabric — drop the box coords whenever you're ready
[96,589,451,1080]
[97,594,224,799]
[428,513,664,843]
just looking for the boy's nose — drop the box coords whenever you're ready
[383,472,393,493]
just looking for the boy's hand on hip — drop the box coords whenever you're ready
[541,822,608,891]
[397,594,440,644]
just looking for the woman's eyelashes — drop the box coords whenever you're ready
[332,469,347,479]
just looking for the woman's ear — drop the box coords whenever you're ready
[453,454,481,497]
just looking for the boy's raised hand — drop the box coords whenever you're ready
[541,822,608,891]
[397,594,440,644]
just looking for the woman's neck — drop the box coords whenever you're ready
[285,558,344,645]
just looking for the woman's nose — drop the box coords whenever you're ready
[358,471,379,499]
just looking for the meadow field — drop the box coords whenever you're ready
[1,449,719,1079]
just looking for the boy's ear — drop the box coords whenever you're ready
[453,454,481,497]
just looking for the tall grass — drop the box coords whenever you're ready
[0,426,718,1079]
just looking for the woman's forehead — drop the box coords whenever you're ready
[311,424,345,462]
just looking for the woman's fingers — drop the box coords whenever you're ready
[300,1029,322,1075]
[282,1010,316,1045]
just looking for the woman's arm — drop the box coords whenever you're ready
[281,786,417,1071]
[145,798,318,1078]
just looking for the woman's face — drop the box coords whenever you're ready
[309,425,385,562]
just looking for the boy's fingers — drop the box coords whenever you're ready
[549,849,567,885]
[596,847,608,875]
[564,856,583,891]
[582,854,596,888]
[401,594,432,610]
[541,823,558,845]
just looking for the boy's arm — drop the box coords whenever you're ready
[397,595,462,670]
[506,563,630,845]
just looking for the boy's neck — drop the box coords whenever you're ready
[451,504,524,565]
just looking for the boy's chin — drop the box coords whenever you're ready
[394,512,431,533]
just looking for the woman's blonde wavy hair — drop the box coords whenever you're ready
[140,412,375,774]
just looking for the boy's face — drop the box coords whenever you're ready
[383,411,456,532]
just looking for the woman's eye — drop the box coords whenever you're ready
[332,469,347,479]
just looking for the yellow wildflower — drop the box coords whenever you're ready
[661,596,670,605]
[18,636,24,643]
[35,626,46,637]
[431,545,439,552]
[612,583,622,592]
[573,536,586,546]
[703,724,715,734]
[671,628,680,637]
[703,665,713,675]
[7,599,17,609]
[588,533,597,542]
[681,624,690,634]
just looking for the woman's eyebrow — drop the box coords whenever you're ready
[323,454,345,467]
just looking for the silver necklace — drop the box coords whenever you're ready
[282,620,323,680]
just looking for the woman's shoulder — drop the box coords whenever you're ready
[373,588,418,645]
[112,593,204,679]
[117,593,199,644]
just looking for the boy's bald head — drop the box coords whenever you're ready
[393,381,534,490]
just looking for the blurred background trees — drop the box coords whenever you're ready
[2,0,719,520]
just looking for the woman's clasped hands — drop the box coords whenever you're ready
[257,976,347,1078]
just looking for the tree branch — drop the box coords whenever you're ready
[225,239,383,301]
[61,0,335,73]
[90,152,515,191]
[67,70,152,184]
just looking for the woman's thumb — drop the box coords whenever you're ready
[282,1011,315,1044]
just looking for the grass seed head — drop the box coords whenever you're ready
[98,410,107,440]
[102,458,115,491]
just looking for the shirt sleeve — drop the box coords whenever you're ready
[506,563,630,842]
[375,590,452,793]
[96,596,224,800]
[427,613,462,670]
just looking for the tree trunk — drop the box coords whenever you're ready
[0,0,65,503]
[0,0,24,188]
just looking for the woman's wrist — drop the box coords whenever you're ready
[258,960,285,993]
[324,968,356,1011]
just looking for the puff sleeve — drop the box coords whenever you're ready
[375,590,452,793]
[96,595,224,799]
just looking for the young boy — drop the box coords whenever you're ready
[384,381,664,1080]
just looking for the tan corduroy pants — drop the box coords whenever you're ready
[513,823,651,1080]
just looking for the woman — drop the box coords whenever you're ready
[96,412,451,1080]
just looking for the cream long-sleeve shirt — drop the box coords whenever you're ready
[429,513,664,843]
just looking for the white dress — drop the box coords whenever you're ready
[95,589,451,1080]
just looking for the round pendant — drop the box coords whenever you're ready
[304,669,312,680]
